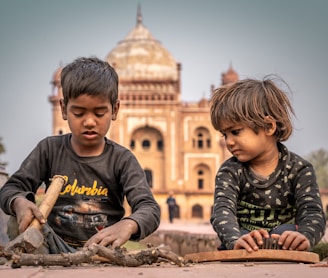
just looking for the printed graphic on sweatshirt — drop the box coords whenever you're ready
[55,177,109,231]
[237,200,296,231]
[60,178,108,197]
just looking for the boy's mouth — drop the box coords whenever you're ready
[82,131,98,138]
[83,131,96,134]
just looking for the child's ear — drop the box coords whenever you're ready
[264,116,276,136]
[111,100,120,121]
[60,99,67,120]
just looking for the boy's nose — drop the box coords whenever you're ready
[83,117,96,127]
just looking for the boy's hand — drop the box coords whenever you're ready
[84,219,139,248]
[271,231,310,251]
[233,229,269,252]
[12,197,46,233]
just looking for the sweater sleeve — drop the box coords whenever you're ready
[292,160,326,247]
[0,139,49,215]
[116,150,160,240]
[210,159,241,249]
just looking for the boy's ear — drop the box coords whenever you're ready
[264,116,276,136]
[60,99,67,120]
[111,100,120,121]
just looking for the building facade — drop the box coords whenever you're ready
[48,10,238,222]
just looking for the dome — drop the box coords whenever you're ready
[106,8,178,81]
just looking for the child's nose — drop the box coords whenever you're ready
[83,116,96,127]
[225,135,234,147]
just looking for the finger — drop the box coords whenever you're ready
[258,229,270,238]
[18,212,35,233]
[288,236,304,250]
[111,238,123,249]
[280,232,295,250]
[247,237,259,251]
[18,218,30,233]
[84,233,102,247]
[240,235,258,252]
[234,240,253,252]
[252,231,264,246]
[270,233,280,239]
[277,231,290,247]
[296,239,310,251]
[243,240,256,252]
[30,207,47,224]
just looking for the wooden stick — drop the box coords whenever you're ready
[184,249,320,264]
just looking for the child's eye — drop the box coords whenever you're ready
[94,108,108,117]
[231,129,241,135]
[73,113,83,117]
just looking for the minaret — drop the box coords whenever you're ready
[48,66,70,135]
[221,63,239,85]
[137,3,142,26]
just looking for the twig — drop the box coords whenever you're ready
[10,244,185,267]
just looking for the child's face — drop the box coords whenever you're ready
[60,94,119,156]
[219,121,277,164]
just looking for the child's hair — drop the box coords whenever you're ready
[60,57,119,107]
[210,75,295,141]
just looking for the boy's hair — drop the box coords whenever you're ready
[210,75,295,141]
[60,57,119,106]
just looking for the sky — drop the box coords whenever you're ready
[0,0,327,175]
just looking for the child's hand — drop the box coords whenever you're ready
[12,197,46,233]
[271,231,310,251]
[233,229,269,252]
[84,219,139,248]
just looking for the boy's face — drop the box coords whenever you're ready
[60,94,119,156]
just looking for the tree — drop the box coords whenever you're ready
[306,148,328,189]
[0,137,7,167]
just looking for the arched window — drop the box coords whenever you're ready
[197,133,203,148]
[193,127,211,150]
[197,170,204,189]
[130,140,135,150]
[142,139,151,150]
[157,140,163,150]
[192,204,203,218]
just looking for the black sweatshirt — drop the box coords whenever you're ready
[0,134,160,246]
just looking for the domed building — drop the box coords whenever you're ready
[49,7,238,222]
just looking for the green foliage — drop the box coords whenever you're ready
[123,240,147,250]
[306,148,328,189]
[312,242,328,261]
[0,137,6,167]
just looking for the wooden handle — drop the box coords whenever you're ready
[29,175,66,230]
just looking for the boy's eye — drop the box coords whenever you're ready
[95,109,108,117]
[73,112,83,117]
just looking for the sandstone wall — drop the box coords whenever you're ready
[140,230,220,256]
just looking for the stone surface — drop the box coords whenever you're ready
[1,220,327,277]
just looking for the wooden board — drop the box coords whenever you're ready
[184,249,319,264]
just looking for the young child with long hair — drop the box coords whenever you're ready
[210,75,326,252]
